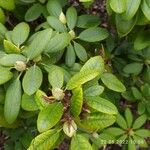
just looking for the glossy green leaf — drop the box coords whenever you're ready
[84,85,104,96]
[71,134,93,150]
[141,0,150,21]
[125,108,133,128]
[101,73,126,92]
[132,114,147,129]
[85,96,118,115]
[4,79,22,124]
[21,93,38,111]
[135,129,150,138]
[122,0,141,20]
[0,66,13,85]
[71,86,83,117]
[116,114,127,129]
[24,29,52,59]
[48,68,64,88]
[23,65,43,95]
[0,54,26,67]
[28,129,60,150]
[79,27,109,42]
[47,16,67,32]
[66,70,99,90]
[37,103,63,132]
[12,22,30,46]
[77,14,100,28]
[4,40,21,54]
[73,42,87,62]
[110,0,126,13]
[104,127,125,136]
[45,33,71,53]
[131,87,142,99]
[66,7,77,30]
[128,137,136,150]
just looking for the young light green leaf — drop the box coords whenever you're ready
[80,56,104,74]
[132,114,147,129]
[131,87,142,99]
[141,0,150,21]
[0,66,13,85]
[46,0,62,17]
[45,33,71,53]
[116,114,127,129]
[37,103,63,132]
[125,108,133,128]
[135,129,150,138]
[73,41,87,62]
[48,68,64,88]
[0,0,15,11]
[66,7,77,30]
[104,127,125,136]
[77,14,100,28]
[122,0,141,20]
[71,134,93,150]
[4,40,20,54]
[23,65,43,95]
[71,86,83,117]
[24,29,52,59]
[101,73,126,92]
[84,85,104,96]
[28,129,60,150]
[79,27,109,42]
[21,93,38,111]
[85,96,118,115]
[65,44,76,67]
[110,0,126,13]
[4,79,22,124]
[66,70,99,90]
[47,16,67,32]
[0,8,5,24]
[0,54,26,67]
[12,22,30,46]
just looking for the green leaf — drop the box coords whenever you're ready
[0,66,13,85]
[115,14,137,37]
[132,114,147,129]
[25,3,43,22]
[12,22,30,46]
[116,134,128,144]
[135,129,150,138]
[128,137,136,150]
[0,8,5,24]
[28,129,60,150]
[79,113,116,130]
[138,102,146,115]
[134,30,150,50]
[125,108,133,128]
[73,41,87,62]
[85,96,118,115]
[71,134,93,150]
[101,73,126,92]
[23,65,43,95]
[79,27,109,42]
[0,54,26,67]
[116,114,127,129]
[48,68,64,88]
[131,87,142,99]
[84,85,104,96]
[77,14,100,28]
[66,70,99,90]
[80,56,104,74]
[110,0,126,13]
[4,79,22,124]
[71,86,83,117]
[122,0,141,20]
[24,29,52,59]
[66,7,77,30]
[45,33,71,53]
[46,0,62,17]
[65,44,76,67]
[141,0,150,21]
[37,103,63,132]
[47,16,67,32]
[104,127,125,136]
[21,93,38,111]
[4,40,21,54]
[0,0,15,11]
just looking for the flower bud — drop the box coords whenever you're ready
[63,120,77,137]
[59,11,67,24]
[52,88,65,100]
[14,61,26,72]
[69,30,76,39]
